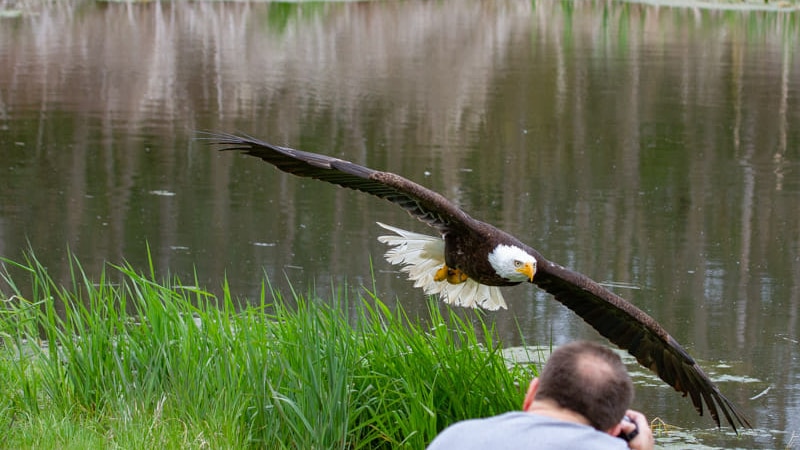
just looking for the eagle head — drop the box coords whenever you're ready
[487,244,537,282]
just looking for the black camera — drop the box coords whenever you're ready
[617,416,639,442]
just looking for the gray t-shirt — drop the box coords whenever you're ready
[426,411,629,450]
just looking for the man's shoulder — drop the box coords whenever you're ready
[426,412,628,450]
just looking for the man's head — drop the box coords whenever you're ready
[526,341,634,431]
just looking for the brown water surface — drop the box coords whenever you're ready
[1,1,799,447]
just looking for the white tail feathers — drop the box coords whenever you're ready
[376,222,507,310]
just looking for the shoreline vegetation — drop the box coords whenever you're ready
[0,252,533,449]
[626,0,800,11]
[1,0,799,19]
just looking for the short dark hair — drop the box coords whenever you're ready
[535,341,634,431]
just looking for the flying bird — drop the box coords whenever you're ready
[210,132,751,432]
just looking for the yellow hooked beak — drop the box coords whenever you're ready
[516,261,536,282]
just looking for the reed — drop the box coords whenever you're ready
[0,251,534,449]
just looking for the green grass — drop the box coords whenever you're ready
[0,252,535,449]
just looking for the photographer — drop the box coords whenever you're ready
[427,341,654,450]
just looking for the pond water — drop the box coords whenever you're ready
[1,1,798,448]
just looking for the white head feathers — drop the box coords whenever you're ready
[488,244,537,282]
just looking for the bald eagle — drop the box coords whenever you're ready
[210,132,750,432]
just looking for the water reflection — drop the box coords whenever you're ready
[1,1,799,448]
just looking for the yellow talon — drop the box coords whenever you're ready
[434,265,449,282]
[434,264,468,284]
[447,268,468,284]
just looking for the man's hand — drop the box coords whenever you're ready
[620,410,654,450]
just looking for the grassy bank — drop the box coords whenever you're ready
[0,253,534,449]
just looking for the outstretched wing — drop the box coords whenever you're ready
[208,132,471,234]
[531,254,751,432]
